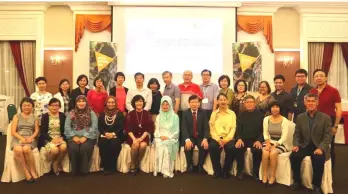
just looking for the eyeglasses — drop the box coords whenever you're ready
[295,75,306,78]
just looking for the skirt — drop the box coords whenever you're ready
[44,141,67,153]
[262,142,287,154]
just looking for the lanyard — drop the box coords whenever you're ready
[203,85,209,98]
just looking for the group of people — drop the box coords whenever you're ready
[9,68,341,194]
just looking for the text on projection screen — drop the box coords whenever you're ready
[125,18,223,74]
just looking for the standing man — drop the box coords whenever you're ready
[178,70,203,99]
[271,74,294,120]
[126,72,152,111]
[290,93,332,194]
[200,69,219,119]
[309,69,342,170]
[162,71,181,114]
[290,69,313,122]
[181,95,209,173]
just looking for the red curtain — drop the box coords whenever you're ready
[340,43,348,68]
[321,43,334,74]
[9,41,30,97]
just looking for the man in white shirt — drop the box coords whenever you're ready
[126,72,152,111]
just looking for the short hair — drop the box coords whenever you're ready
[115,72,125,81]
[35,76,47,84]
[188,94,201,103]
[201,69,212,76]
[162,71,172,76]
[93,75,104,87]
[147,78,161,90]
[295,69,308,77]
[259,81,271,94]
[48,97,61,107]
[304,93,319,101]
[234,79,248,93]
[58,79,71,97]
[218,75,231,88]
[217,93,228,100]
[269,100,282,113]
[313,69,327,77]
[20,97,34,112]
[244,95,256,102]
[76,74,88,86]
[134,72,145,79]
[131,95,146,109]
[273,74,285,82]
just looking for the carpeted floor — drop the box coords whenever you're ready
[0,135,346,194]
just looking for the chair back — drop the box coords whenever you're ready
[6,122,13,150]
[287,122,296,148]
[7,104,17,122]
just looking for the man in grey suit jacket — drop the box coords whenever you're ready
[290,93,332,194]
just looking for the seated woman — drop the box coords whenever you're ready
[261,101,290,186]
[40,98,67,175]
[11,97,40,183]
[125,95,154,175]
[98,96,125,175]
[208,93,237,178]
[153,96,179,178]
[64,95,98,176]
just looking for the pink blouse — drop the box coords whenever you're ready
[116,87,126,112]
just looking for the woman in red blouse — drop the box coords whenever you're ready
[125,95,154,175]
[109,72,128,114]
[87,76,108,117]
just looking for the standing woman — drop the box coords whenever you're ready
[11,97,40,183]
[125,95,154,174]
[54,79,71,116]
[153,96,179,178]
[218,75,234,109]
[109,72,128,114]
[65,95,98,176]
[30,77,52,125]
[261,101,290,186]
[231,79,248,116]
[148,78,162,123]
[87,76,108,117]
[40,98,67,175]
[98,96,125,174]
[70,74,89,110]
[256,81,275,116]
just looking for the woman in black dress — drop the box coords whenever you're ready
[147,78,162,123]
[70,74,89,110]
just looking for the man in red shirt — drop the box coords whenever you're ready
[309,69,342,169]
[178,70,203,99]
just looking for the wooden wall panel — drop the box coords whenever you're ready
[274,51,300,92]
[44,50,73,95]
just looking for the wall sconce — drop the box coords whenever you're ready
[50,56,62,65]
[280,56,294,68]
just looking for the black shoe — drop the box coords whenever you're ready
[223,172,229,179]
[197,166,205,173]
[26,178,34,184]
[291,182,301,190]
[187,165,194,173]
[213,172,221,178]
[237,171,244,180]
[312,186,323,194]
[252,173,259,181]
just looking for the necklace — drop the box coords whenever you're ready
[135,111,144,128]
[105,114,116,126]
[152,91,159,96]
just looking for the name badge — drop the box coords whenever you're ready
[202,98,209,104]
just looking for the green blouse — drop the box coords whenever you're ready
[219,88,234,109]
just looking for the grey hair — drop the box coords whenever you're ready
[304,93,319,101]
[162,71,172,76]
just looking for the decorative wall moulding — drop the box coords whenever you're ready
[0,3,50,11]
[108,1,241,8]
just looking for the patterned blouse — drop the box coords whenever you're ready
[256,95,276,116]
[231,92,248,116]
[30,92,52,125]
[62,96,70,116]
[48,115,61,139]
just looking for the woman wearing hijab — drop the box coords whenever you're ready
[153,96,180,178]
[64,95,98,176]
[98,96,125,175]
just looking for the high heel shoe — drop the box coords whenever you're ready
[268,177,276,186]
[26,178,34,184]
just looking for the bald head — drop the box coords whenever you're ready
[183,70,193,83]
